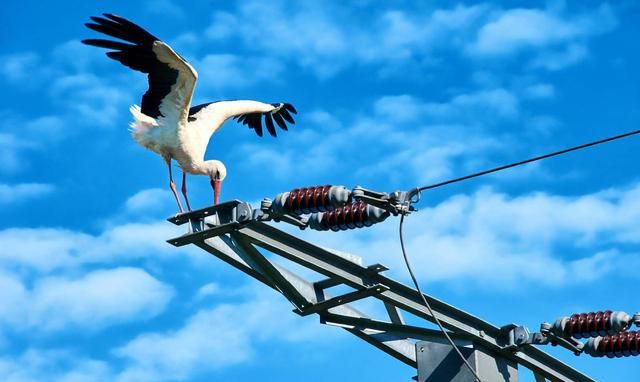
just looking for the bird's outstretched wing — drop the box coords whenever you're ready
[82,13,197,120]
[188,101,297,138]
[233,103,297,137]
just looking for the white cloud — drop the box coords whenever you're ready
[31,268,173,331]
[0,287,339,382]
[51,73,134,127]
[0,183,54,204]
[0,221,183,273]
[115,287,335,382]
[235,93,510,185]
[203,2,615,77]
[301,184,640,288]
[433,89,519,119]
[530,43,588,71]
[24,116,67,140]
[0,349,112,382]
[523,83,555,99]
[472,9,581,56]
[125,188,171,214]
[194,54,284,90]
[0,268,174,332]
[0,52,46,83]
[115,306,250,381]
[374,89,519,122]
[194,282,220,300]
[144,0,184,18]
[470,5,615,56]
[468,4,616,71]
[0,132,36,174]
[205,2,488,77]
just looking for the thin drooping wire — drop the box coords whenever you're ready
[418,128,640,192]
[399,213,482,382]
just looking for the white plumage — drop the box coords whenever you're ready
[83,14,297,212]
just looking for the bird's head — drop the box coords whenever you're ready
[205,160,227,205]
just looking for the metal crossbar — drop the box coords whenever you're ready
[168,201,595,382]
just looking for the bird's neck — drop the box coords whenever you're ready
[180,159,209,175]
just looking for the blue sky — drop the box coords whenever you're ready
[1,0,639,381]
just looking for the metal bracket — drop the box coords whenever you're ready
[538,323,584,355]
[501,324,535,350]
[295,284,389,316]
[352,186,417,215]
[167,200,254,246]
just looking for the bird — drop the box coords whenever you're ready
[82,13,297,213]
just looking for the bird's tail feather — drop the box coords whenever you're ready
[129,105,157,132]
[129,105,160,150]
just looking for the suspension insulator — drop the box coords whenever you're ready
[584,331,640,358]
[271,185,352,215]
[307,201,390,232]
[553,311,632,339]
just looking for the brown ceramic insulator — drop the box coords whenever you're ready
[596,331,640,358]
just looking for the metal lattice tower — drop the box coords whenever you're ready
[166,198,607,382]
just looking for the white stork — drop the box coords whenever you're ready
[82,14,297,213]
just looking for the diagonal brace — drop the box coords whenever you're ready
[295,284,389,316]
[231,233,311,310]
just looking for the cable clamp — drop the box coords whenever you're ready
[352,186,418,216]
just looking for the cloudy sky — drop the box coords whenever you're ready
[1,0,639,381]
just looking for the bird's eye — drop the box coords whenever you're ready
[215,170,221,179]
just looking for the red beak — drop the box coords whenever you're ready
[213,178,221,205]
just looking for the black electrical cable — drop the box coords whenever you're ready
[417,128,640,192]
[399,213,482,382]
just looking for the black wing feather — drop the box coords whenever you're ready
[264,113,277,137]
[284,103,297,114]
[279,108,295,124]
[232,103,296,137]
[272,113,287,131]
[82,14,178,119]
[248,114,263,137]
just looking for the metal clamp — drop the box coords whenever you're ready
[352,186,417,215]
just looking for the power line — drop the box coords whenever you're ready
[399,213,482,381]
[417,128,640,192]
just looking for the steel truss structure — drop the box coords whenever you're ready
[168,200,595,382]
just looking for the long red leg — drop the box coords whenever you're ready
[181,172,192,212]
[167,162,184,214]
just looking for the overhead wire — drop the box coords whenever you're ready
[417,128,640,193]
[399,213,482,381]
[397,127,640,381]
